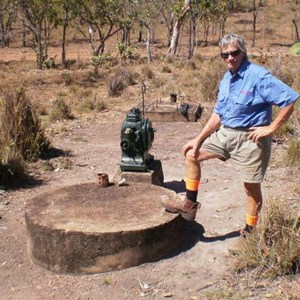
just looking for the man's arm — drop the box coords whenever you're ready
[248,100,297,143]
[182,111,221,157]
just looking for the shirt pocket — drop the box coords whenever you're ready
[215,93,227,115]
[231,92,254,115]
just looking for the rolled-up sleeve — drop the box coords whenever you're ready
[257,73,299,108]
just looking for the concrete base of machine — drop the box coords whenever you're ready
[139,100,202,122]
[25,182,185,274]
[116,160,164,186]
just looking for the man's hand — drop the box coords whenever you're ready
[181,112,221,158]
[181,137,201,158]
[248,126,274,143]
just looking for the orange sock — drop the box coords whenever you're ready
[185,177,200,202]
[185,178,200,191]
[246,214,259,227]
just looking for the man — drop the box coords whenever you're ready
[162,33,299,233]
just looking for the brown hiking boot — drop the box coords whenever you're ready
[161,195,200,221]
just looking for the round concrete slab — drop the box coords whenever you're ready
[25,182,185,274]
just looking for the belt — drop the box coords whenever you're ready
[223,125,249,131]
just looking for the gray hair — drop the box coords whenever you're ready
[219,33,247,54]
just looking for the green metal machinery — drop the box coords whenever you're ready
[120,107,155,171]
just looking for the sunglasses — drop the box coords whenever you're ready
[220,49,242,59]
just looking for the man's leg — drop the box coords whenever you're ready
[161,150,221,221]
[243,182,263,232]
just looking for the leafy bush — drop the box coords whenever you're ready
[116,42,138,61]
[90,53,113,68]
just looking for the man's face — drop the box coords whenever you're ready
[221,44,245,74]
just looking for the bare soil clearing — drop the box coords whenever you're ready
[0,110,300,300]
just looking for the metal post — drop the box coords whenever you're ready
[141,81,146,117]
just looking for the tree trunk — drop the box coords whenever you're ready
[145,24,152,63]
[62,3,69,68]
[292,19,300,41]
[252,0,264,47]
[0,12,14,47]
[122,25,131,45]
[219,15,227,40]
[204,24,209,46]
[188,13,196,59]
[168,0,190,57]
[138,21,143,42]
[37,28,43,69]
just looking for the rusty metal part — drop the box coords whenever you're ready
[170,93,177,102]
[96,173,109,187]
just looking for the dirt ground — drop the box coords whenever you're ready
[0,108,300,300]
[1,3,300,296]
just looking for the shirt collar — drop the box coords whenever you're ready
[225,58,250,79]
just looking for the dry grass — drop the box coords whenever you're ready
[286,137,300,166]
[234,198,300,279]
[48,98,73,122]
[0,86,50,187]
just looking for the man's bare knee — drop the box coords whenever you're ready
[244,182,261,196]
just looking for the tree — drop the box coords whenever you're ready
[252,0,265,47]
[0,0,18,47]
[75,0,123,56]
[135,0,161,62]
[168,0,230,59]
[168,0,191,57]
[54,0,79,68]
[292,7,300,41]
[158,0,177,47]
[18,0,58,69]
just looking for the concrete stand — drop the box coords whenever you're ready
[25,182,184,274]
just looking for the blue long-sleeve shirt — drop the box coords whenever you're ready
[214,58,299,128]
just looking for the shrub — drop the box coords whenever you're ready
[272,106,294,141]
[116,42,138,61]
[198,59,226,104]
[77,95,107,112]
[234,198,300,279]
[48,99,73,122]
[107,68,136,97]
[161,65,172,73]
[264,55,294,86]
[108,78,126,97]
[42,56,56,69]
[0,87,50,186]
[90,53,113,69]
[141,66,154,79]
[0,87,50,161]
[286,137,300,165]
[0,154,28,187]
[61,72,73,86]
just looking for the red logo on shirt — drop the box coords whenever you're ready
[240,90,252,95]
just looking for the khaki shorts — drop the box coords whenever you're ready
[201,126,272,183]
